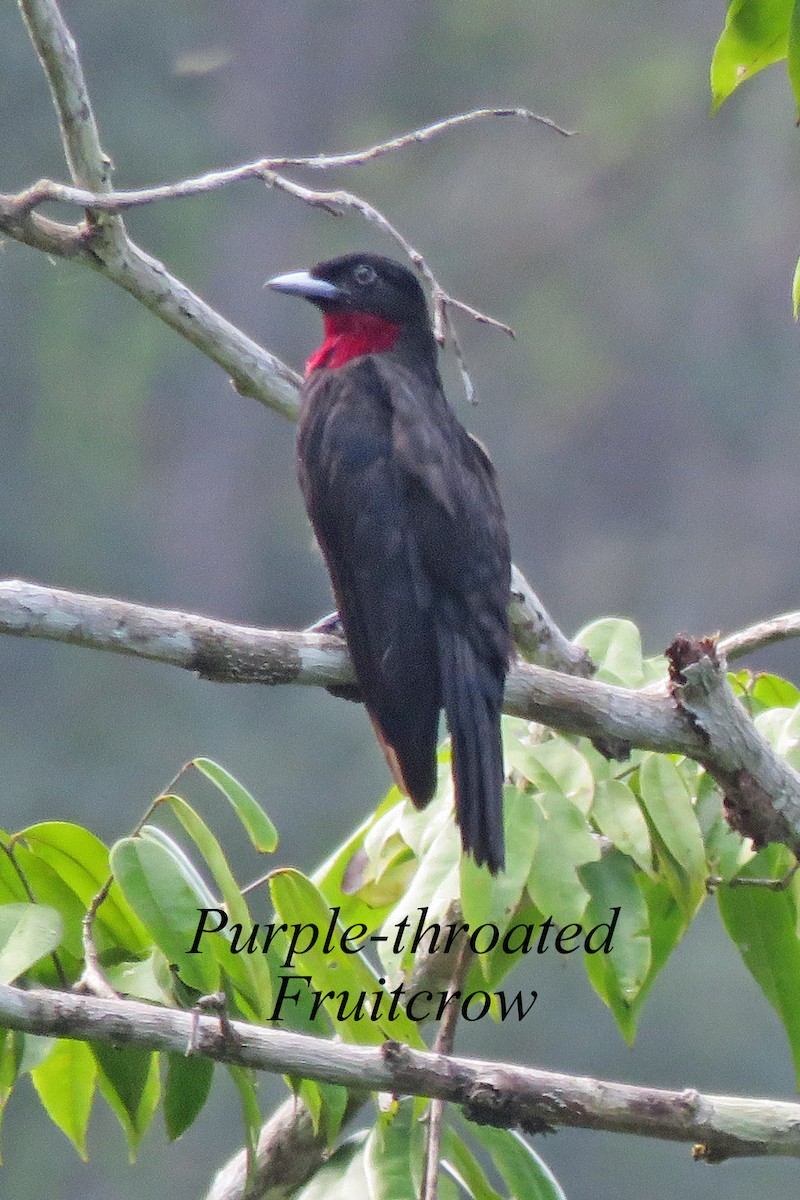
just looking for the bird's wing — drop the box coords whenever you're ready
[373,356,511,670]
[297,362,442,804]
[374,355,512,872]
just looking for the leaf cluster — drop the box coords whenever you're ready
[2,619,800,1194]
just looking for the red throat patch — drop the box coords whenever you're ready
[306,311,401,375]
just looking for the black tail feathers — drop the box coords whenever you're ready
[436,624,506,873]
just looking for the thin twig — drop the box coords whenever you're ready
[77,879,116,998]
[7,107,572,217]
[707,863,800,892]
[2,103,565,401]
[719,611,800,661]
[259,170,515,402]
[421,942,472,1200]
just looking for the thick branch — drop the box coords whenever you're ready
[1,984,799,1163]
[667,636,800,852]
[3,580,800,856]
[99,237,302,415]
[205,1092,367,1200]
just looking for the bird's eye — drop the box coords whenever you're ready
[353,263,377,287]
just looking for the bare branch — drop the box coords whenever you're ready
[509,564,594,676]
[19,0,110,196]
[9,11,573,414]
[0,579,352,687]
[6,107,572,217]
[1,97,567,403]
[2,983,799,1163]
[2,580,800,857]
[99,237,303,416]
[18,0,121,258]
[719,611,800,661]
[4,163,515,396]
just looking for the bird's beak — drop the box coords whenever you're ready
[266,269,341,302]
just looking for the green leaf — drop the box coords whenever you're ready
[269,868,423,1046]
[106,949,178,1005]
[18,823,149,951]
[11,845,89,963]
[110,836,221,995]
[581,854,651,1042]
[228,1064,261,1183]
[463,897,544,993]
[192,758,278,853]
[591,778,653,874]
[139,824,219,909]
[465,1124,567,1200]
[317,1080,350,1148]
[160,797,273,1018]
[526,792,600,925]
[294,1077,349,1148]
[711,0,793,110]
[750,672,800,709]
[294,1133,370,1200]
[314,787,411,920]
[461,786,538,947]
[443,1125,503,1200]
[718,846,800,1083]
[502,729,594,813]
[696,781,754,882]
[376,824,460,983]
[793,252,800,319]
[17,1033,56,1074]
[0,844,28,905]
[574,617,644,686]
[637,756,706,917]
[0,903,62,983]
[30,1038,96,1158]
[0,1029,22,1151]
[93,1043,160,1157]
[630,875,690,1019]
[365,1101,422,1200]
[164,1052,214,1140]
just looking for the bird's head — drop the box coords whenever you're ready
[267,253,436,375]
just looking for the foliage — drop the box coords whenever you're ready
[2,618,800,1194]
[711,0,800,314]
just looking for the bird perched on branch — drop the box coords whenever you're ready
[268,253,511,873]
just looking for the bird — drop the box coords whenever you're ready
[268,253,511,873]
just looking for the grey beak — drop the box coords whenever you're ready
[266,270,341,302]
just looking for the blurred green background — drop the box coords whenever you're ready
[2,1,800,1196]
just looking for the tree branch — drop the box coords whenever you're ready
[1,983,799,1163]
[2,579,799,857]
[720,611,800,661]
[7,107,573,219]
[204,1092,367,1200]
[509,563,593,675]
[8,3,571,406]
[18,0,112,197]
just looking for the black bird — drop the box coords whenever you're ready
[268,253,511,873]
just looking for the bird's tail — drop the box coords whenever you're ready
[436,623,506,873]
